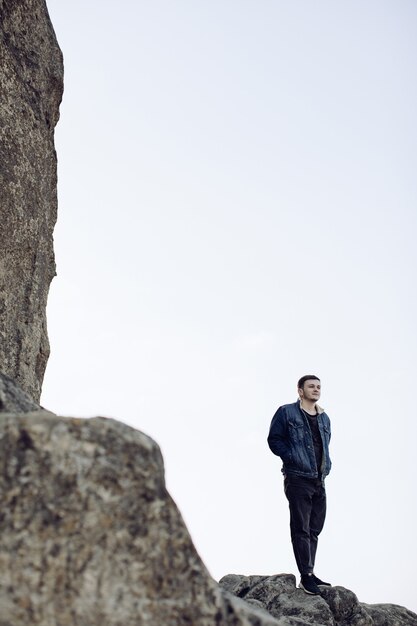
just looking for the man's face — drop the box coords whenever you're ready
[300,379,321,402]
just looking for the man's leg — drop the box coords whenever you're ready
[309,480,327,570]
[284,475,315,575]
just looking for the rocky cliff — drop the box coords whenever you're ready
[0,0,63,402]
[0,3,415,625]
[0,375,415,626]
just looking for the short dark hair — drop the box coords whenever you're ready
[297,375,320,390]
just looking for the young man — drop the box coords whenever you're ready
[267,375,332,595]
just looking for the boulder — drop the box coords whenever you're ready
[0,0,63,402]
[219,574,417,626]
[0,411,286,625]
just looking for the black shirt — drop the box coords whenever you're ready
[302,409,323,476]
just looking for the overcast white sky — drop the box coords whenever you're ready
[43,0,417,613]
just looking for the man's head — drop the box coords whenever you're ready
[297,375,321,402]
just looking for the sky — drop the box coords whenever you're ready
[43,0,417,613]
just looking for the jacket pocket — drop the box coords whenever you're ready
[287,422,307,469]
[289,421,305,443]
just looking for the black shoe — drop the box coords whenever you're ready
[298,574,321,595]
[312,574,331,587]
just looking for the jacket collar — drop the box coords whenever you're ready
[297,399,324,415]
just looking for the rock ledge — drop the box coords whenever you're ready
[219,574,417,626]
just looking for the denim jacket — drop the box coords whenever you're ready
[267,400,331,479]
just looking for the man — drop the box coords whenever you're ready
[268,375,332,595]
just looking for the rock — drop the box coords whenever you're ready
[0,371,41,413]
[0,394,415,626]
[220,575,335,626]
[0,411,286,625]
[0,0,63,402]
[364,603,417,626]
[219,575,417,626]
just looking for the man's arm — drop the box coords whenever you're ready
[323,413,331,442]
[267,406,292,462]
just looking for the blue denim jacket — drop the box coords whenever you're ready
[268,400,331,479]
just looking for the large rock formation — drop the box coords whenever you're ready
[0,0,63,402]
[0,3,415,624]
[220,574,417,626]
[0,407,283,625]
[0,376,415,625]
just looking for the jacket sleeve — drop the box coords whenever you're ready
[267,406,291,462]
[324,414,331,442]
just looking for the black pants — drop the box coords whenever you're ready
[284,474,326,576]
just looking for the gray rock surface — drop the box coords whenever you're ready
[0,371,41,413]
[0,0,63,402]
[363,604,417,626]
[0,412,285,625]
[219,574,417,626]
